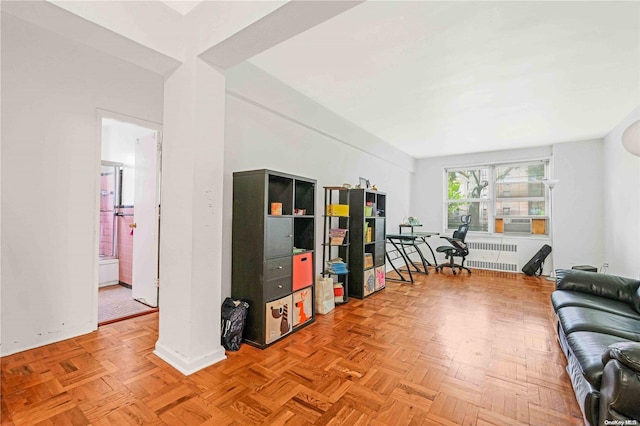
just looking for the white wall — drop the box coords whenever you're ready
[552,139,604,271]
[1,15,164,356]
[411,141,605,274]
[603,106,640,279]
[223,63,415,298]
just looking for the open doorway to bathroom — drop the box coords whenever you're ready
[98,114,161,325]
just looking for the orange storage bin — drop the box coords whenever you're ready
[292,252,313,291]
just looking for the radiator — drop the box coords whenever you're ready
[465,242,519,272]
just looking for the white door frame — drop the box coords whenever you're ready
[94,109,163,327]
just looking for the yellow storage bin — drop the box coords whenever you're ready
[326,204,349,216]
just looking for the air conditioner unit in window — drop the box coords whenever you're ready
[503,217,532,234]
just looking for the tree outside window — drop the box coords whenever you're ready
[445,161,549,233]
[446,168,489,232]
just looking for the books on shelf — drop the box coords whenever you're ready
[364,253,374,269]
[364,223,372,243]
[329,228,348,245]
[326,257,348,275]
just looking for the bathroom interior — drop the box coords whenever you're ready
[98,117,159,325]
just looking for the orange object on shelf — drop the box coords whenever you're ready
[271,202,282,215]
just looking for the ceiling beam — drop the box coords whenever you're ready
[198,0,364,70]
[1,0,183,76]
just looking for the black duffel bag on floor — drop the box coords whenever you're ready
[221,297,249,351]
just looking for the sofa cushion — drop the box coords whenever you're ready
[633,286,640,315]
[566,331,633,388]
[556,269,640,305]
[551,290,640,320]
[557,306,640,342]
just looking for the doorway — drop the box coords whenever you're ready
[97,113,162,325]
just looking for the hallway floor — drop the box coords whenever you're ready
[98,284,157,325]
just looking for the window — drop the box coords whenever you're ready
[445,160,549,234]
[495,163,545,217]
[446,168,490,232]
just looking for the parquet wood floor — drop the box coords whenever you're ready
[1,270,583,425]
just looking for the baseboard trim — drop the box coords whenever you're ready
[0,322,96,357]
[153,342,226,376]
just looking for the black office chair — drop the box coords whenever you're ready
[435,215,471,275]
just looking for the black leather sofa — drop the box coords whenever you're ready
[551,269,640,426]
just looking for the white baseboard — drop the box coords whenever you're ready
[0,322,96,357]
[154,342,226,376]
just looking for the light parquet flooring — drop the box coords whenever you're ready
[1,270,583,425]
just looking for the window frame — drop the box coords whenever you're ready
[443,165,493,233]
[444,159,550,235]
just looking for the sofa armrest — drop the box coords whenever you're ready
[599,342,640,423]
[602,342,640,372]
[555,269,640,308]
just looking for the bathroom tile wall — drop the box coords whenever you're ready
[99,174,115,257]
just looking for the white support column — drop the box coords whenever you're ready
[154,55,226,375]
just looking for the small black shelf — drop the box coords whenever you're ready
[322,187,351,305]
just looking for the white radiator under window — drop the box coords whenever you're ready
[465,242,519,272]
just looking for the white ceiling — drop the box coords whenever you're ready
[160,1,202,16]
[249,1,640,158]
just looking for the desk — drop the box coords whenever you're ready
[385,234,419,283]
[411,232,439,267]
[385,232,440,283]
[399,223,422,234]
